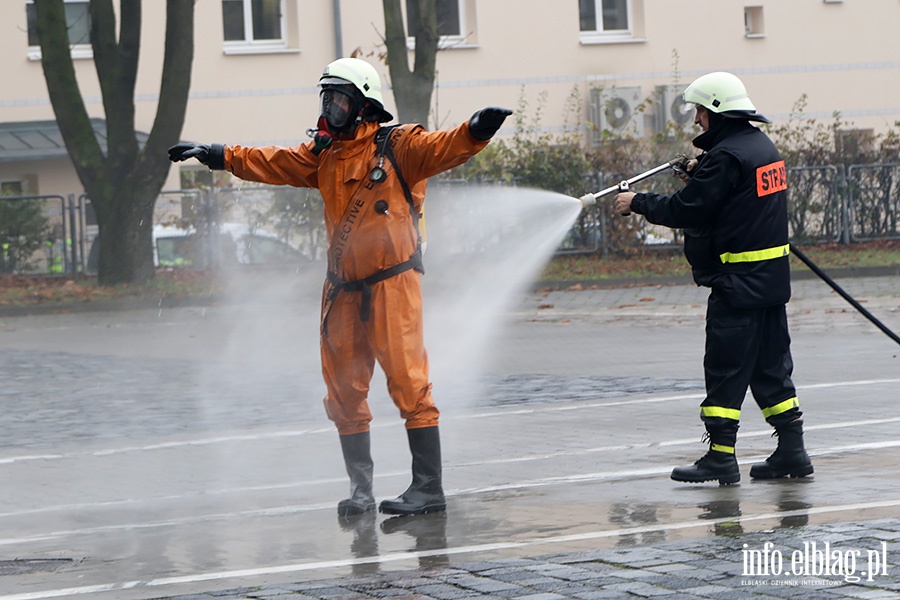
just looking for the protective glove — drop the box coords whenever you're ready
[167,143,225,170]
[311,131,333,156]
[468,107,513,141]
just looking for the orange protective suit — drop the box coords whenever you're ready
[224,121,488,435]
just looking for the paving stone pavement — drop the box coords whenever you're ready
[153,518,900,599]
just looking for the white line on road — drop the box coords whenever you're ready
[3,498,900,600]
[2,378,897,466]
[1,438,897,542]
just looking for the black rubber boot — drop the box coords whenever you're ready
[379,426,446,516]
[750,419,814,479]
[671,438,741,485]
[337,432,376,517]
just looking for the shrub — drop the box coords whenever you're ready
[0,196,52,274]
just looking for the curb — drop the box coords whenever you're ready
[1,265,897,318]
[533,263,900,291]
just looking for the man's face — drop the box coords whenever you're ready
[694,105,710,132]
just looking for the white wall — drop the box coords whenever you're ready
[2,0,899,196]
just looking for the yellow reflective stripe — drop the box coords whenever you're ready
[711,444,735,454]
[701,406,741,420]
[719,243,790,264]
[762,396,800,418]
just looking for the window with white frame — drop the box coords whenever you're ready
[222,0,286,53]
[406,0,471,47]
[26,0,92,59]
[579,0,632,40]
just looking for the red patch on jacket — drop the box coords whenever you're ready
[756,160,788,197]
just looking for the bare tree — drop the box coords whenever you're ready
[382,0,438,127]
[35,0,194,284]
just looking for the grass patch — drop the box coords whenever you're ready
[539,239,900,281]
[0,271,223,307]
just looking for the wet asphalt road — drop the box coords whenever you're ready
[0,268,898,599]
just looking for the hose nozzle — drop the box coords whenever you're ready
[579,193,597,208]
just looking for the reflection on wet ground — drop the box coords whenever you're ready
[1,273,898,598]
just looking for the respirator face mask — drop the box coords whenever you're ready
[319,86,359,132]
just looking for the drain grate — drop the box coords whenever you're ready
[0,559,75,576]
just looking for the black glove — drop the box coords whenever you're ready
[167,143,225,170]
[468,107,512,141]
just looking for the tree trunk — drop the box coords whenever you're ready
[97,188,157,283]
[382,0,438,127]
[36,0,194,285]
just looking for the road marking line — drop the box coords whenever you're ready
[1,439,897,537]
[2,378,897,466]
[3,498,900,600]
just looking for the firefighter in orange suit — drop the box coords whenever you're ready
[169,57,511,517]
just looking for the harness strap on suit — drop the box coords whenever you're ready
[327,250,424,321]
[324,125,428,323]
[377,126,425,266]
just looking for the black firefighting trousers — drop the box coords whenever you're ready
[700,290,803,452]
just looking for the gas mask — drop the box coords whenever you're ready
[321,87,353,128]
[320,85,364,134]
[307,84,365,155]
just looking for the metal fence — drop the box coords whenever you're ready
[847,163,900,241]
[0,193,88,275]
[1,162,898,275]
[560,163,900,254]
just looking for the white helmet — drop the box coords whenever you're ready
[683,72,769,123]
[320,58,393,122]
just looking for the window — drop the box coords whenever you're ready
[406,0,474,47]
[580,0,630,35]
[407,0,461,38]
[1,181,24,196]
[26,0,92,60]
[836,129,875,162]
[744,6,765,38]
[222,0,286,53]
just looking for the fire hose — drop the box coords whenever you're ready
[578,157,900,347]
[789,245,900,346]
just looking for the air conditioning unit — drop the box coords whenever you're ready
[589,86,644,144]
[655,85,694,135]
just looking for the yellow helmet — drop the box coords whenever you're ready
[683,72,770,123]
[320,58,393,122]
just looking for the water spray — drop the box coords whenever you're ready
[578,155,691,209]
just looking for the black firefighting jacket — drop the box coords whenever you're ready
[630,119,791,309]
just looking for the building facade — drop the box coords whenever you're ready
[1,0,899,198]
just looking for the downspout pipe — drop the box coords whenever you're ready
[333,0,343,59]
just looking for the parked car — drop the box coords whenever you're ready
[87,223,307,272]
[153,223,307,268]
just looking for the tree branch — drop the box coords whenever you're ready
[143,0,194,179]
[35,0,103,185]
[91,0,139,161]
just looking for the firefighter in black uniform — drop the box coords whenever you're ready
[614,71,814,485]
